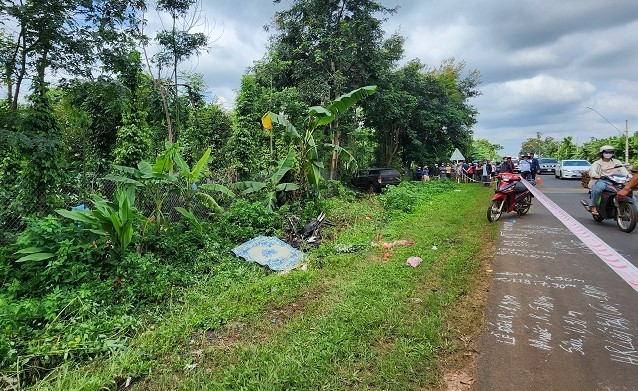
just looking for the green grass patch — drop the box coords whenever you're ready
[20,182,497,390]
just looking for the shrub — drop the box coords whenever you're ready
[217,199,282,244]
[7,215,104,297]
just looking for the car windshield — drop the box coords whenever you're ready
[563,160,590,167]
[540,158,557,163]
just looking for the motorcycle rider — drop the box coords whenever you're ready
[587,145,630,216]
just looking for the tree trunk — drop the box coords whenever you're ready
[330,125,341,179]
[385,125,400,166]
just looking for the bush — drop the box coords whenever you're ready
[217,199,283,244]
[6,215,105,297]
[379,180,459,215]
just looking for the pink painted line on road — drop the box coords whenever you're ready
[522,179,638,293]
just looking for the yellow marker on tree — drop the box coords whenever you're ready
[261,112,273,131]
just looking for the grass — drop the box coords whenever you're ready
[26,181,497,390]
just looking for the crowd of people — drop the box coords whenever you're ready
[412,153,542,187]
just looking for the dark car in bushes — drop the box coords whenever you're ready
[351,168,402,192]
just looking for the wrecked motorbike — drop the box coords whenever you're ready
[284,211,334,248]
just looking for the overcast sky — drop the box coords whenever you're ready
[155,0,638,156]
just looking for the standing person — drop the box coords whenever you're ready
[519,155,532,180]
[501,157,514,173]
[461,161,470,182]
[481,159,492,187]
[587,145,630,216]
[432,164,440,180]
[445,163,453,179]
[467,163,475,182]
[422,165,430,181]
[490,160,497,181]
[415,165,423,181]
[529,152,540,180]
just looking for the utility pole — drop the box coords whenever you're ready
[585,106,629,164]
[625,120,629,164]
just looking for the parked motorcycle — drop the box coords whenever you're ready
[580,174,637,233]
[487,173,534,222]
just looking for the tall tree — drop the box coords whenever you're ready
[468,138,503,161]
[0,0,143,110]
[366,59,480,167]
[147,0,209,142]
[267,0,403,178]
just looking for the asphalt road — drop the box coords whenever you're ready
[475,174,638,391]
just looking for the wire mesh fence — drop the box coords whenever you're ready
[0,175,217,245]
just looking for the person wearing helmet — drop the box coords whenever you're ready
[587,145,630,215]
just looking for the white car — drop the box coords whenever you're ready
[555,159,591,179]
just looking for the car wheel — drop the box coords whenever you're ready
[559,171,564,180]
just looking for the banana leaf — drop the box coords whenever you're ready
[198,183,236,198]
[271,149,297,185]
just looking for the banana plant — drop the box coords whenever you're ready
[234,148,299,211]
[263,85,376,194]
[105,142,234,232]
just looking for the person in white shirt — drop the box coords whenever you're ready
[519,155,532,180]
[588,145,629,216]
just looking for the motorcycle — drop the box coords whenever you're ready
[487,172,534,222]
[284,211,335,248]
[579,174,637,233]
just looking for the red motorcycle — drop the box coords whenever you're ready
[487,173,534,222]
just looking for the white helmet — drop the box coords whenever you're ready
[599,145,615,153]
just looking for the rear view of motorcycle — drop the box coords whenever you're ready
[487,173,534,222]
[580,174,637,233]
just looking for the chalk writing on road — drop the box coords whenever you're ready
[489,295,520,345]
[497,222,593,260]
[486,284,638,366]
[527,296,554,351]
[493,272,583,289]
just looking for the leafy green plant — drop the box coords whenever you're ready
[107,142,234,232]
[234,149,299,211]
[264,85,377,196]
[56,187,138,259]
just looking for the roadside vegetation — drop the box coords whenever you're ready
[12,181,496,390]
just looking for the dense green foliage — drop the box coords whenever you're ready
[2,0,633,388]
[519,131,638,163]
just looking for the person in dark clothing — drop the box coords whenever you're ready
[529,152,540,180]
[501,157,514,173]
[432,165,441,179]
